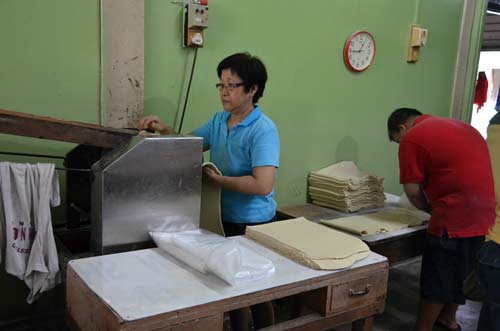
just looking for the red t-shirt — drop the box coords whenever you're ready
[399,115,496,238]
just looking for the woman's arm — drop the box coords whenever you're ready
[204,166,275,195]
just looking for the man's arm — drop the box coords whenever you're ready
[403,182,431,213]
[204,166,275,195]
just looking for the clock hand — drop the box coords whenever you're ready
[357,40,367,52]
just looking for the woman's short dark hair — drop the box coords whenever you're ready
[217,52,267,104]
[387,108,423,141]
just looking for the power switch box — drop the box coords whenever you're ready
[187,4,208,29]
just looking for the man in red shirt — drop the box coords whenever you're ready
[387,108,496,331]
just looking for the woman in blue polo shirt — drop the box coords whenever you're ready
[139,52,279,330]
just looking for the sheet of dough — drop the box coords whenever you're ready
[309,177,384,195]
[311,198,385,213]
[245,217,370,270]
[308,161,385,212]
[309,186,384,198]
[311,161,383,185]
[310,193,385,205]
[320,208,429,236]
[199,162,225,236]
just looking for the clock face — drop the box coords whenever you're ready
[344,31,376,72]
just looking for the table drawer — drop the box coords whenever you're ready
[329,270,387,314]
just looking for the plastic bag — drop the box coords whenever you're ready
[150,229,275,285]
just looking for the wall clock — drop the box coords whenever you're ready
[344,30,376,72]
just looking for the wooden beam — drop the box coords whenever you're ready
[0,109,136,148]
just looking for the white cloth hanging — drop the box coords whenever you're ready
[491,69,500,102]
[0,162,61,303]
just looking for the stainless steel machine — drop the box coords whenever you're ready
[0,109,205,255]
[91,135,203,254]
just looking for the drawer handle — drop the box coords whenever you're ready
[349,284,371,297]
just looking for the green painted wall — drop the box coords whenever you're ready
[0,0,100,222]
[0,0,470,218]
[145,0,464,205]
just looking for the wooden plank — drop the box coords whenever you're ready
[259,303,382,331]
[483,31,500,40]
[482,40,500,50]
[66,266,123,331]
[142,314,224,331]
[0,108,135,148]
[485,14,500,24]
[484,23,500,32]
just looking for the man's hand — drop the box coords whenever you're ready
[403,183,431,213]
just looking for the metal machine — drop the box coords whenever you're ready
[0,109,204,255]
[91,135,203,254]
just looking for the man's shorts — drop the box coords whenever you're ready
[477,240,500,331]
[420,232,484,304]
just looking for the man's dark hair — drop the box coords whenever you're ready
[217,52,267,104]
[387,108,423,141]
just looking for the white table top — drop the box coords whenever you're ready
[69,237,387,322]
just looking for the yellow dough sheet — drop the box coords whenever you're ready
[311,161,384,186]
[320,208,429,236]
[199,162,225,236]
[245,217,370,270]
[312,199,385,213]
[309,186,385,200]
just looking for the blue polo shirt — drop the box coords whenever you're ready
[193,107,280,223]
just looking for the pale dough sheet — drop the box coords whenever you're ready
[320,208,429,236]
[312,199,385,213]
[309,175,382,192]
[311,161,383,185]
[245,217,370,270]
[309,161,385,212]
[199,162,225,236]
[310,193,385,205]
[309,186,384,199]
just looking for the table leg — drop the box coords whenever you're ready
[352,316,374,331]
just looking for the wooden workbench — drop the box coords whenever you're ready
[67,237,388,331]
[277,201,427,265]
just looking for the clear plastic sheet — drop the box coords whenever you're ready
[150,229,275,285]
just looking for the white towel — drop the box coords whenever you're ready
[0,162,61,303]
[491,69,500,102]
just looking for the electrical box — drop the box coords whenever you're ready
[407,24,428,63]
[183,3,209,47]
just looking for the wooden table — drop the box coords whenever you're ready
[277,203,427,265]
[67,237,388,331]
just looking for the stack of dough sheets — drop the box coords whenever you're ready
[245,217,370,270]
[308,161,385,212]
[320,208,429,236]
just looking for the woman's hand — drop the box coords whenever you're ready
[203,166,222,185]
[138,115,175,134]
